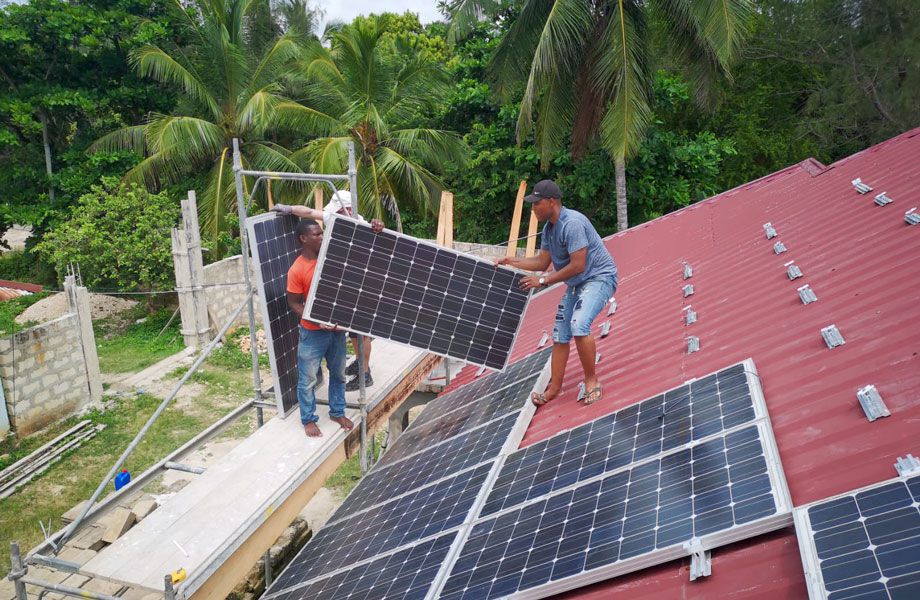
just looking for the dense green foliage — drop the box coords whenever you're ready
[1,0,918,283]
[36,179,180,293]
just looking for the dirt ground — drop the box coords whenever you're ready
[16,292,137,324]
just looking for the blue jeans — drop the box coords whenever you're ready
[297,326,347,424]
[553,277,617,344]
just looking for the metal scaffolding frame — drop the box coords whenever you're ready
[8,138,371,600]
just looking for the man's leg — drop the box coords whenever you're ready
[326,331,353,431]
[296,327,324,437]
[537,288,575,404]
[573,334,598,391]
[569,279,615,404]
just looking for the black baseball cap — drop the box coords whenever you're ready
[524,179,562,203]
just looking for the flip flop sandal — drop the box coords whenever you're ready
[583,385,603,406]
[531,391,552,407]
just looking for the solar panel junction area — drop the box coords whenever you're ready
[246,212,302,414]
[260,357,793,600]
[794,472,920,600]
[305,215,532,371]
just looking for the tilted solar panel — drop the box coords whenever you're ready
[246,213,301,414]
[306,216,532,370]
[794,472,920,600]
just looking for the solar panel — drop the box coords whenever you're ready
[379,373,541,467]
[337,411,526,516]
[411,348,552,429]
[267,463,493,588]
[246,213,301,414]
[262,531,458,600]
[305,216,532,370]
[438,422,790,600]
[481,362,758,516]
[794,472,920,600]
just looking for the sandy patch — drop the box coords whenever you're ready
[16,293,137,324]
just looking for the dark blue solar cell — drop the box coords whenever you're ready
[856,482,913,517]
[821,549,882,591]
[888,572,920,600]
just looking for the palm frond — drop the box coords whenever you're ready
[375,146,442,217]
[246,34,303,96]
[488,0,555,99]
[237,87,281,135]
[144,115,225,163]
[273,101,343,137]
[444,0,500,44]
[132,46,221,119]
[387,128,469,172]
[89,125,147,154]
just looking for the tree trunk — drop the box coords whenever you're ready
[40,112,56,203]
[614,155,627,231]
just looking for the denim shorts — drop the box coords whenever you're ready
[553,277,617,344]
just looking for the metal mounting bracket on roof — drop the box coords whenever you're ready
[683,263,693,279]
[682,284,694,298]
[684,538,711,581]
[797,284,818,305]
[905,208,920,225]
[600,320,612,338]
[538,330,549,348]
[683,306,697,325]
[577,381,586,401]
[773,241,787,255]
[874,192,893,206]
[475,365,487,377]
[852,178,873,194]
[856,385,891,422]
[607,298,617,316]
[687,336,700,354]
[821,324,845,349]
[785,260,803,280]
[894,454,920,477]
[763,222,777,239]
[595,352,601,365]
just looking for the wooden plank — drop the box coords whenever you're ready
[440,191,454,248]
[506,181,527,257]
[525,208,539,258]
[313,187,323,211]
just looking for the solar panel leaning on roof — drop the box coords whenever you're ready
[431,358,794,599]
[245,212,301,414]
[305,215,532,371]
[261,350,552,600]
[794,471,920,600]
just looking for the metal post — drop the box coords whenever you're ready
[59,296,251,546]
[10,543,27,600]
[164,574,176,600]
[263,550,273,587]
[232,139,266,433]
[356,335,369,473]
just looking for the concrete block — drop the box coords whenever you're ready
[132,497,158,522]
[62,501,91,525]
[61,574,91,589]
[70,525,106,551]
[0,578,16,600]
[20,381,41,398]
[82,578,125,596]
[100,507,136,543]
[57,546,96,565]
[28,567,69,585]
[116,588,160,600]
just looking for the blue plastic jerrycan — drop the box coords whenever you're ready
[114,469,131,490]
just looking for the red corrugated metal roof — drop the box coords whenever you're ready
[0,279,40,302]
[441,127,920,598]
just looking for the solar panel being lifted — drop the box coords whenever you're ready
[305,215,532,370]
[245,213,301,414]
[794,472,920,600]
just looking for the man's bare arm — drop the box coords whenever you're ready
[287,291,305,318]
[494,249,552,272]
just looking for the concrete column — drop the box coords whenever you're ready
[64,276,102,403]
[172,191,212,348]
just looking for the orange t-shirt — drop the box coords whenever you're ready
[286,255,322,330]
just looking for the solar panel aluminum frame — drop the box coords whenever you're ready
[428,357,795,600]
[246,211,299,415]
[792,472,918,600]
[304,214,534,372]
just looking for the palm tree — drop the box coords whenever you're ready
[447,0,753,230]
[92,0,318,253]
[276,16,468,231]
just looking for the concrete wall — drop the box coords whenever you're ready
[202,255,261,330]
[0,315,92,436]
[451,241,527,260]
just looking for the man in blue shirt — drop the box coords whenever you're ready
[496,180,618,407]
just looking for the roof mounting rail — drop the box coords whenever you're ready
[821,324,845,349]
[763,222,777,239]
[785,260,803,280]
[797,284,817,305]
[538,330,548,348]
[773,241,787,255]
[856,385,891,422]
[475,365,487,377]
[682,284,694,298]
[599,320,612,337]
[684,538,711,581]
[905,208,920,225]
[852,178,873,194]
[874,192,893,206]
[894,454,920,477]
[687,336,700,354]
[683,306,697,325]
[607,297,617,316]
[683,262,693,279]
